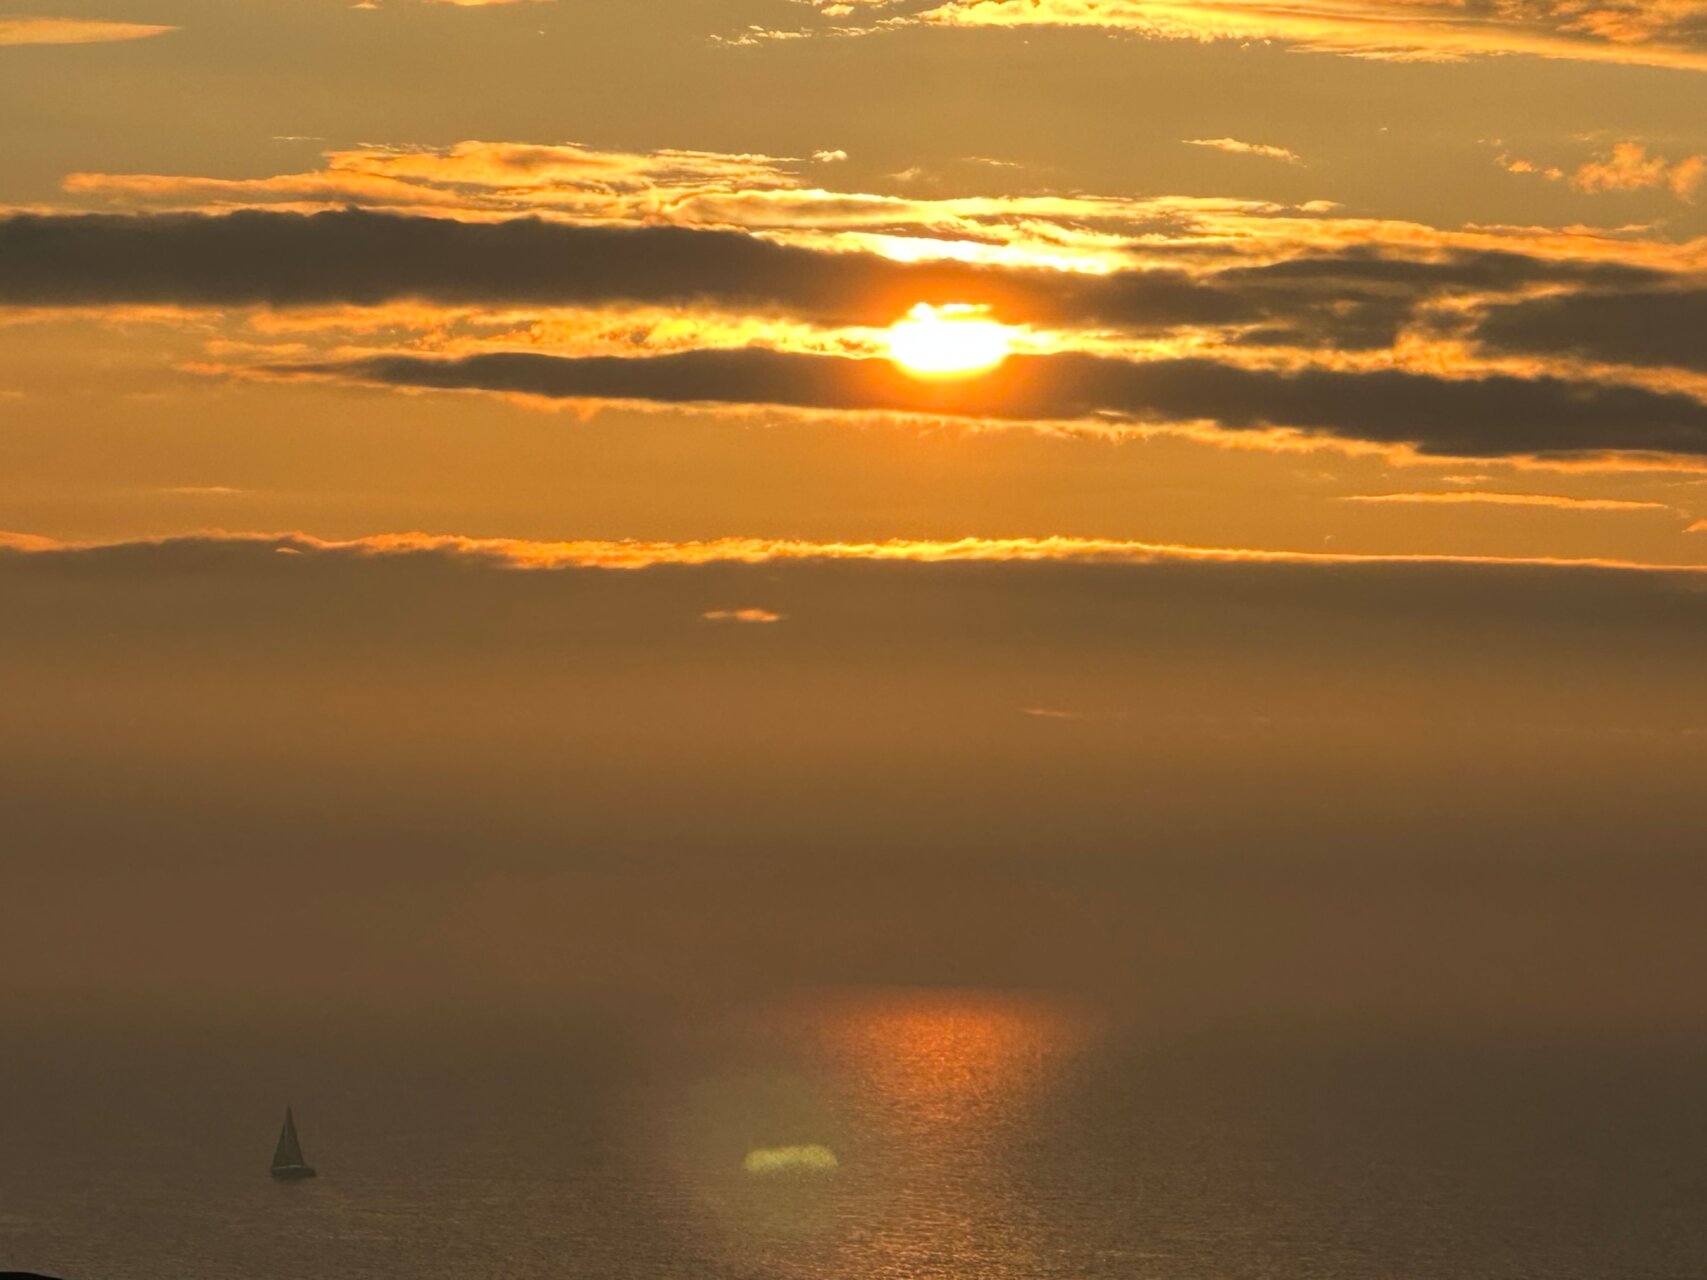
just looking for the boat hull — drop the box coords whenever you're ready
[271,1165,317,1181]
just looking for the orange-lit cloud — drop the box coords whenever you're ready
[1573,142,1706,201]
[1341,491,1675,512]
[847,0,1707,71]
[1497,154,1567,182]
[284,345,1707,462]
[55,146,1305,274]
[1184,138,1303,164]
[4,204,1693,355]
[14,146,1707,468]
[0,17,175,46]
[6,529,1706,574]
[49,138,1707,285]
[702,607,785,622]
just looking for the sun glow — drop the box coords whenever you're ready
[886,303,1016,377]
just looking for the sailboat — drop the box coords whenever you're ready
[270,1106,317,1181]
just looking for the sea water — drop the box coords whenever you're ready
[1,991,1702,1280]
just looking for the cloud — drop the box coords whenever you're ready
[702,607,785,622]
[1497,154,1566,181]
[1341,491,1674,512]
[1022,706,1132,721]
[6,199,1705,467]
[1475,286,1707,375]
[0,210,1018,323]
[6,529,1704,574]
[58,138,1691,281]
[0,17,175,46]
[0,206,1675,355]
[293,346,1707,462]
[1573,142,1707,201]
[861,0,1707,71]
[1184,138,1303,165]
[0,207,1432,343]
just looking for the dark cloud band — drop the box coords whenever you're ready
[1476,287,1707,374]
[0,209,1662,346]
[0,208,1244,329]
[307,347,1707,460]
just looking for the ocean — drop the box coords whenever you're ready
[2,990,1702,1280]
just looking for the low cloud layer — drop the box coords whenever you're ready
[4,531,1706,1020]
[10,528,1703,571]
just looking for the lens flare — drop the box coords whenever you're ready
[742,1144,840,1175]
[885,303,1015,377]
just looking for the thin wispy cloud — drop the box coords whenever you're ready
[1341,491,1674,512]
[819,0,1707,71]
[1574,142,1706,201]
[53,138,1701,284]
[702,607,785,622]
[0,17,175,47]
[7,529,1707,573]
[1184,138,1303,165]
[1021,706,1132,721]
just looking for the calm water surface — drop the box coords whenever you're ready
[1,991,1702,1279]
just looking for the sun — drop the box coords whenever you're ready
[885,303,1015,377]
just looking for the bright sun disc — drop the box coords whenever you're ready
[886,303,1014,377]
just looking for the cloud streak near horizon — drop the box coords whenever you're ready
[7,528,1706,574]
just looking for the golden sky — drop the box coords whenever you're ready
[3,0,1706,1022]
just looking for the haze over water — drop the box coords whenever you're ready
[3,992,1703,1280]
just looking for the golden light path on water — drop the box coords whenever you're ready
[653,989,1101,1280]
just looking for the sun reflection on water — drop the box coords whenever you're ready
[657,989,1101,1280]
[805,989,1094,1130]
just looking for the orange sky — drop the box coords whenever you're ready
[2,3,1706,567]
[3,0,1706,1023]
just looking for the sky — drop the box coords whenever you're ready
[2,0,1706,1028]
